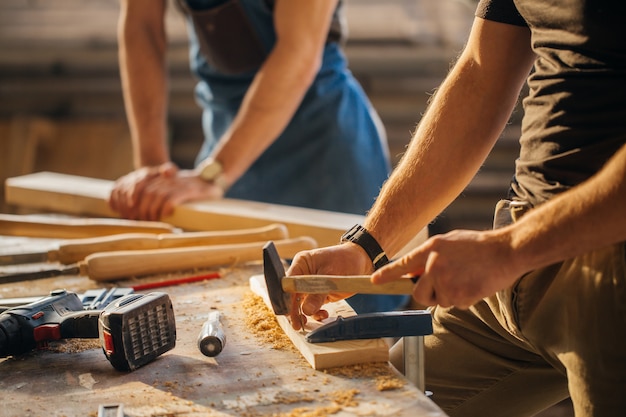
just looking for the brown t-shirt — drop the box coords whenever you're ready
[476,0,626,206]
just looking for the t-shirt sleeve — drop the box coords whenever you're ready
[475,0,527,27]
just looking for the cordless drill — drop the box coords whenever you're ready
[0,289,176,371]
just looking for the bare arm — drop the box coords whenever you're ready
[506,142,626,276]
[110,0,338,220]
[118,0,170,168]
[199,0,339,187]
[373,141,626,309]
[370,19,626,308]
[365,18,535,258]
[287,17,536,325]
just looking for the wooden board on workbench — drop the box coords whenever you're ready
[4,171,429,251]
[249,274,389,370]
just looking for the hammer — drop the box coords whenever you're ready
[262,241,416,316]
[262,241,429,391]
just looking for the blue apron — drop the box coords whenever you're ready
[181,0,407,312]
[183,0,390,216]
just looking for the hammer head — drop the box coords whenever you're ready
[263,241,291,315]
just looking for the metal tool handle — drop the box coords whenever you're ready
[197,310,226,357]
[82,237,317,281]
[51,223,288,264]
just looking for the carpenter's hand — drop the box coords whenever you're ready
[372,229,519,309]
[108,162,224,220]
[285,242,373,330]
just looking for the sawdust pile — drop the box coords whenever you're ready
[326,362,406,392]
[326,362,390,378]
[271,389,360,417]
[375,375,406,391]
[242,292,294,351]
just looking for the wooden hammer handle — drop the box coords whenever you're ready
[51,223,288,264]
[0,213,175,238]
[281,275,416,295]
[81,236,317,282]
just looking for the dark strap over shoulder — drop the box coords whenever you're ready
[177,0,346,44]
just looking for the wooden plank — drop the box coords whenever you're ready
[5,171,428,251]
[249,274,389,370]
[3,172,358,247]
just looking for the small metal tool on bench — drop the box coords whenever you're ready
[197,310,226,357]
[97,403,124,417]
[262,241,432,391]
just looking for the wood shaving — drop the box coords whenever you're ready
[271,389,359,417]
[242,292,294,351]
[274,391,315,404]
[327,362,405,391]
[47,339,101,353]
[375,375,406,391]
[325,362,391,378]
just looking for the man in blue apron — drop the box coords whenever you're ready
[109,0,407,313]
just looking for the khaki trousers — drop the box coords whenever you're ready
[395,200,626,416]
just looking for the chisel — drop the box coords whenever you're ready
[0,223,288,265]
[0,236,317,283]
[0,213,175,238]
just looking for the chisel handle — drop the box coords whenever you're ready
[51,223,289,264]
[81,237,317,282]
[0,213,174,238]
[281,275,416,295]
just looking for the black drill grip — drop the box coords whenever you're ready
[59,311,101,339]
[0,314,21,357]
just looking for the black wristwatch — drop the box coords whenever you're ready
[340,224,389,270]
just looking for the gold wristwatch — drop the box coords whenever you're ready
[199,159,228,191]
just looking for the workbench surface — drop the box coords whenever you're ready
[0,235,447,417]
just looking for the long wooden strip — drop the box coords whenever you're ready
[83,237,317,282]
[52,223,288,264]
[249,274,389,370]
[5,171,428,250]
[0,213,175,238]
[5,172,359,247]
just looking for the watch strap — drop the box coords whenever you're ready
[340,224,389,270]
[199,159,229,192]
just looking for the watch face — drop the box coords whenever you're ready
[200,160,223,181]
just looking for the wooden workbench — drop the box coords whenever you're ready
[0,235,447,417]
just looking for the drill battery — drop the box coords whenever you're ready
[99,292,176,371]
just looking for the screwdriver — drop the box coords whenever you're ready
[197,310,226,357]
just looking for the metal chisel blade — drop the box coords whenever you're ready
[0,251,49,266]
[0,265,80,284]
